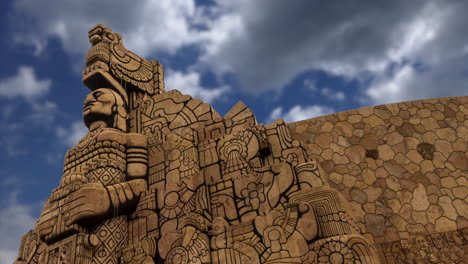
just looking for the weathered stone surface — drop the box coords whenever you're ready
[343,174,357,188]
[399,179,418,191]
[387,199,401,213]
[411,184,430,211]
[335,121,354,137]
[386,176,401,191]
[394,152,411,165]
[447,151,468,170]
[390,215,408,232]
[315,132,334,148]
[344,145,366,164]
[435,139,453,158]
[383,160,406,178]
[360,134,380,149]
[412,211,428,225]
[457,126,468,141]
[362,168,376,185]
[385,131,404,146]
[396,191,413,207]
[15,24,468,264]
[375,200,392,218]
[421,130,438,144]
[350,187,367,204]
[365,149,379,160]
[365,186,383,203]
[435,217,457,232]
[407,224,426,234]
[439,196,458,220]
[321,121,334,132]
[329,172,343,184]
[15,24,388,264]
[332,152,349,164]
[441,176,458,188]
[435,127,457,142]
[420,160,436,174]
[399,204,413,221]
[363,115,385,127]
[416,142,436,160]
[427,205,443,224]
[321,160,335,173]
[377,144,394,160]
[452,186,468,199]
[453,199,468,219]
[365,214,386,236]
[397,122,416,137]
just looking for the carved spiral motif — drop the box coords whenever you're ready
[166,246,189,264]
[317,240,357,264]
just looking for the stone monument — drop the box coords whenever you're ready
[14,24,467,264]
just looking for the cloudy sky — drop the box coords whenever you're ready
[1,0,467,262]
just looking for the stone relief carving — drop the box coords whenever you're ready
[20,23,459,264]
[381,228,468,263]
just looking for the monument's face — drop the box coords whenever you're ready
[14,23,468,264]
[83,88,116,120]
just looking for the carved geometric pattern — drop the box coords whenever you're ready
[20,24,460,264]
[92,216,128,264]
[87,167,125,186]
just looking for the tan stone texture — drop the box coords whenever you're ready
[14,24,468,264]
[15,24,385,264]
[289,95,468,263]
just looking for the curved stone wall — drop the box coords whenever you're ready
[288,96,468,260]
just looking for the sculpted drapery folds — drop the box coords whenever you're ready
[15,24,384,264]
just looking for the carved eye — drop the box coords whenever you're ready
[107,33,114,41]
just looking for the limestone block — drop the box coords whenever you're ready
[411,184,430,211]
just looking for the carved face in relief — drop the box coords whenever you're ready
[415,235,429,251]
[430,233,446,249]
[83,88,127,131]
[451,231,464,245]
[463,228,468,242]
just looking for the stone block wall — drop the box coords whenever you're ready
[288,96,468,249]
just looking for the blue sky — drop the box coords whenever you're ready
[1,0,467,262]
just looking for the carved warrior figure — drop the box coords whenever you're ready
[16,88,149,264]
[16,24,380,264]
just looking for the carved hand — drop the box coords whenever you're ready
[63,183,111,226]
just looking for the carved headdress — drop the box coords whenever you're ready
[82,24,164,105]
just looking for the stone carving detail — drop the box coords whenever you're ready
[15,24,386,263]
[381,228,468,263]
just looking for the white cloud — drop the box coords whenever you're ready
[0,66,51,99]
[267,105,334,123]
[10,0,468,106]
[367,64,415,104]
[320,87,346,101]
[165,70,228,103]
[11,0,203,57]
[56,120,88,147]
[302,79,345,101]
[0,193,38,264]
[199,0,468,102]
